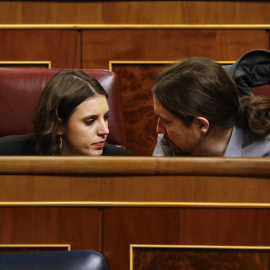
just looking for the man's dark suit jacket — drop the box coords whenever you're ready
[0,133,132,156]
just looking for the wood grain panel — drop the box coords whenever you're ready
[83,29,268,69]
[2,174,270,203]
[0,207,100,251]
[0,1,270,24]
[103,207,270,270]
[0,30,81,68]
[111,64,160,155]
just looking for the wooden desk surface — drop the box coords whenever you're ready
[0,156,269,176]
[1,157,270,270]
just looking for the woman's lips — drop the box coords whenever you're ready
[94,141,105,148]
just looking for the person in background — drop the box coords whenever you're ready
[0,70,132,156]
[152,57,270,157]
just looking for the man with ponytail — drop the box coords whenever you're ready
[152,56,270,157]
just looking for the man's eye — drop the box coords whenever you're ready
[161,118,169,124]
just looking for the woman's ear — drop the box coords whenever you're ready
[57,118,64,135]
[192,117,209,135]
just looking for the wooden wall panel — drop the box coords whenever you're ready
[0,1,270,24]
[0,30,81,69]
[83,29,269,69]
[0,207,100,252]
[1,173,270,203]
[111,64,161,155]
[103,207,270,270]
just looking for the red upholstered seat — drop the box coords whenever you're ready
[0,68,126,148]
[251,85,270,97]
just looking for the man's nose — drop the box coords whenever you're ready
[156,118,166,134]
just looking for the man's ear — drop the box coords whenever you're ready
[57,118,64,135]
[192,116,209,135]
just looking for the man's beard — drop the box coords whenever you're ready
[163,134,191,156]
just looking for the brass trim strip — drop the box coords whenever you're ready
[0,24,270,30]
[109,61,173,70]
[0,61,51,68]
[109,60,235,71]
[1,201,270,208]
[131,244,270,250]
[0,244,71,250]
[130,245,134,270]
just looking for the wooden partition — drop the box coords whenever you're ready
[0,157,270,269]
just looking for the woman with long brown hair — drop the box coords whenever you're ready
[0,70,132,156]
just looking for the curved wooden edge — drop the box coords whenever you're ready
[0,24,270,30]
[0,156,269,177]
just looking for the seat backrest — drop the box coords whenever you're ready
[0,250,109,270]
[251,84,270,97]
[0,68,126,147]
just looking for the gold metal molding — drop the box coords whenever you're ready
[0,61,51,68]
[0,24,270,30]
[130,244,270,270]
[1,201,270,208]
[109,60,173,71]
[0,244,70,250]
[131,244,270,249]
[109,60,235,71]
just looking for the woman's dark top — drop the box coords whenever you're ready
[0,133,132,156]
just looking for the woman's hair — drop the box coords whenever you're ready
[32,70,108,155]
[153,57,270,136]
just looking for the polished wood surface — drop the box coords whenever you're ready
[0,157,270,204]
[0,30,81,68]
[82,29,269,69]
[0,157,270,269]
[0,1,270,24]
[105,207,270,270]
[0,156,270,177]
[0,207,100,251]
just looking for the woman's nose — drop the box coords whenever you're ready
[98,120,109,135]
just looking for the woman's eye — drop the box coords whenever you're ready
[85,120,95,126]
[104,114,110,121]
